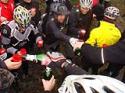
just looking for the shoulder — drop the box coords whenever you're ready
[0,21,16,37]
[0,24,11,38]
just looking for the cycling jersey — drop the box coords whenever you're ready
[0,20,42,54]
[86,21,121,47]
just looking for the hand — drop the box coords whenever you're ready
[47,52,66,62]
[37,40,44,48]
[29,8,36,17]
[41,55,52,66]
[79,29,86,39]
[17,48,27,56]
[4,57,22,70]
[42,75,56,91]
[0,16,7,23]
[69,38,79,48]
[69,38,84,51]
[73,41,84,51]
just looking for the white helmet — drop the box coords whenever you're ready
[79,0,93,9]
[58,75,125,93]
[104,6,120,20]
[13,5,31,28]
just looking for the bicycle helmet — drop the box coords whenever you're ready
[104,6,120,20]
[58,75,125,93]
[50,3,70,15]
[13,5,31,28]
[79,0,93,9]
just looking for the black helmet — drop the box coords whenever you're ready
[50,3,70,15]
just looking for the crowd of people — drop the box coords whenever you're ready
[0,0,125,93]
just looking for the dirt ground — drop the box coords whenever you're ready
[17,0,125,93]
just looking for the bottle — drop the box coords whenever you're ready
[42,67,53,80]
[23,53,46,63]
[75,48,81,56]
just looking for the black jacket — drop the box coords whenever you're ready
[67,7,93,40]
[81,39,125,65]
[0,60,7,69]
[45,16,70,45]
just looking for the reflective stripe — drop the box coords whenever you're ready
[101,48,105,64]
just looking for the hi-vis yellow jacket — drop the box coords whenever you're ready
[86,21,121,47]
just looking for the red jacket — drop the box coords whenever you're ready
[0,0,14,24]
[93,0,99,7]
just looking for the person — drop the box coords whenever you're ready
[19,0,41,26]
[0,5,43,76]
[0,57,22,93]
[42,3,84,62]
[40,52,125,93]
[81,39,125,77]
[85,6,122,75]
[86,6,121,47]
[0,0,14,25]
[43,3,82,51]
[67,0,93,41]
[44,0,72,13]
[92,0,111,21]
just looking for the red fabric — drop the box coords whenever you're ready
[93,0,99,7]
[0,0,14,24]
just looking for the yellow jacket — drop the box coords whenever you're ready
[86,21,121,47]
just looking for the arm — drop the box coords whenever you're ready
[68,11,80,36]
[0,57,22,70]
[0,24,18,54]
[81,42,125,65]
[48,21,70,42]
[85,29,97,46]
[31,24,43,48]
[0,60,7,69]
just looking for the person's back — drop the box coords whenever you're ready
[86,6,121,47]
[86,20,121,47]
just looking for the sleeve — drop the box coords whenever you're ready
[47,21,70,42]
[63,63,89,75]
[0,24,18,54]
[85,29,97,46]
[104,41,125,65]
[48,60,88,75]
[81,44,103,64]
[68,11,80,36]
[31,25,43,43]
[0,60,7,69]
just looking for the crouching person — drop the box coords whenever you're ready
[0,6,43,77]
